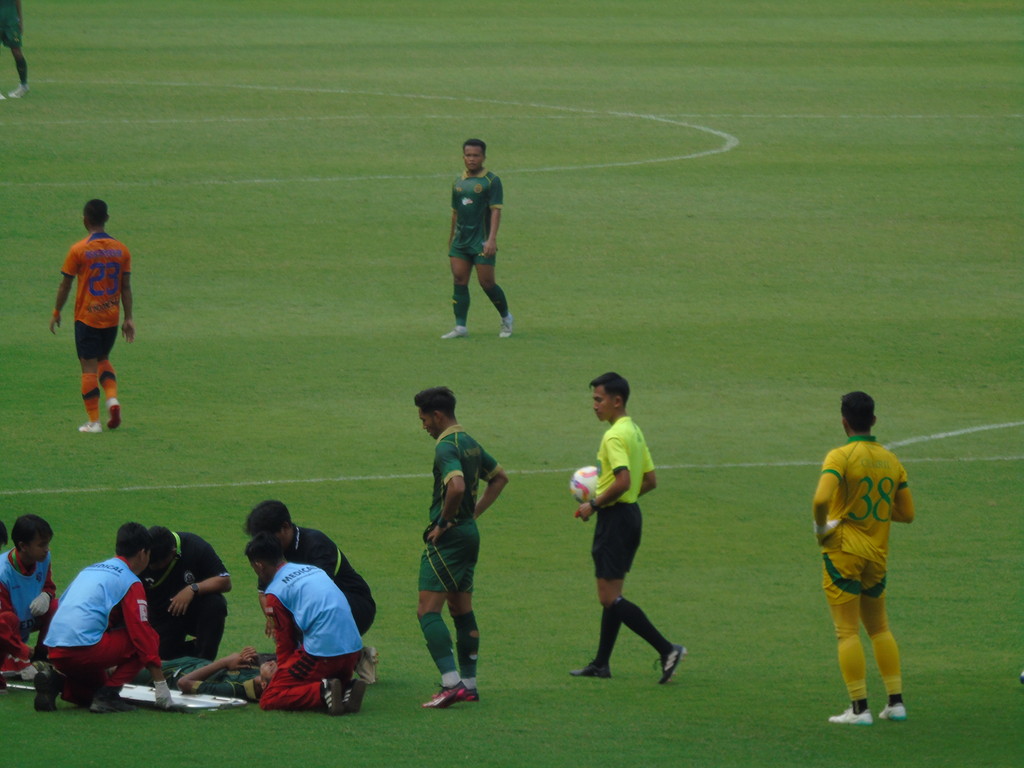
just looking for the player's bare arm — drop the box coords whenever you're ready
[473,468,509,519]
[891,486,915,523]
[811,473,840,527]
[166,574,232,617]
[577,468,631,521]
[482,207,501,257]
[639,470,657,497]
[427,475,465,543]
[120,273,135,342]
[177,648,256,694]
[50,275,73,333]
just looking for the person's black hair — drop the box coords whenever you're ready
[115,522,152,558]
[147,526,177,563]
[841,391,876,433]
[245,500,292,536]
[83,198,109,227]
[12,515,53,548]
[414,386,457,418]
[463,138,486,155]
[590,372,630,405]
[245,531,284,565]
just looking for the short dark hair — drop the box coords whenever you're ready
[414,386,457,418]
[115,522,152,558]
[12,515,53,548]
[590,372,630,405]
[463,138,486,155]
[245,500,292,536]
[245,531,284,566]
[841,391,876,432]
[147,526,177,563]
[83,199,109,227]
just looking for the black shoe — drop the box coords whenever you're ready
[33,666,65,712]
[321,678,347,716]
[90,685,136,713]
[570,662,611,678]
[658,644,687,684]
[342,678,367,714]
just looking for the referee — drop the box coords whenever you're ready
[571,372,685,683]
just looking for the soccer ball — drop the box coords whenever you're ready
[570,466,599,503]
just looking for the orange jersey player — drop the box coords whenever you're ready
[49,199,135,434]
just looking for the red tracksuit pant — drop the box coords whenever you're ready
[260,648,359,711]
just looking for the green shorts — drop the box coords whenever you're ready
[0,19,21,49]
[419,521,480,593]
[449,245,496,267]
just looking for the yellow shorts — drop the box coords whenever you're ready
[821,550,887,605]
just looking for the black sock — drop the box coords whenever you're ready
[888,693,903,706]
[852,698,869,715]
[594,605,621,666]
[15,58,26,85]
[612,597,672,656]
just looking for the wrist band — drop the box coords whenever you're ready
[52,309,60,318]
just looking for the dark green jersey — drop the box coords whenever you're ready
[0,0,17,20]
[428,425,499,523]
[451,170,503,252]
[134,656,260,701]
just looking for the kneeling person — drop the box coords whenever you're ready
[140,526,231,661]
[38,523,172,713]
[0,515,59,686]
[246,533,365,715]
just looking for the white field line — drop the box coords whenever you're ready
[885,421,1024,448]
[2,454,1020,498]
[0,81,738,188]
[660,113,1023,120]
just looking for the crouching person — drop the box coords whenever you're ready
[35,523,173,713]
[245,532,365,715]
[0,515,59,687]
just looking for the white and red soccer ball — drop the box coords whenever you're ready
[569,466,598,503]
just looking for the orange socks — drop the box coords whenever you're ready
[81,373,100,422]
[97,360,118,400]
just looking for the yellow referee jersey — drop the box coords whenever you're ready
[596,416,655,503]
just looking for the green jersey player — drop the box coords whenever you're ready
[414,386,509,708]
[0,0,28,98]
[441,139,514,339]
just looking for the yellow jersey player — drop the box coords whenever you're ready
[812,391,915,725]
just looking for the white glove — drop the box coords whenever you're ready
[19,662,39,681]
[154,680,174,710]
[28,592,51,618]
[814,519,840,539]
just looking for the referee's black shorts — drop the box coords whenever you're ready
[74,321,117,360]
[591,501,643,580]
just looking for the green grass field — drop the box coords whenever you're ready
[1,1,1021,766]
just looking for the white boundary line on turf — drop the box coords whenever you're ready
[2,454,1020,499]
[885,420,1024,448]
[0,81,739,188]
[660,113,1023,120]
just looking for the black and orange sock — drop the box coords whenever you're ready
[97,360,118,400]
[81,374,100,422]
